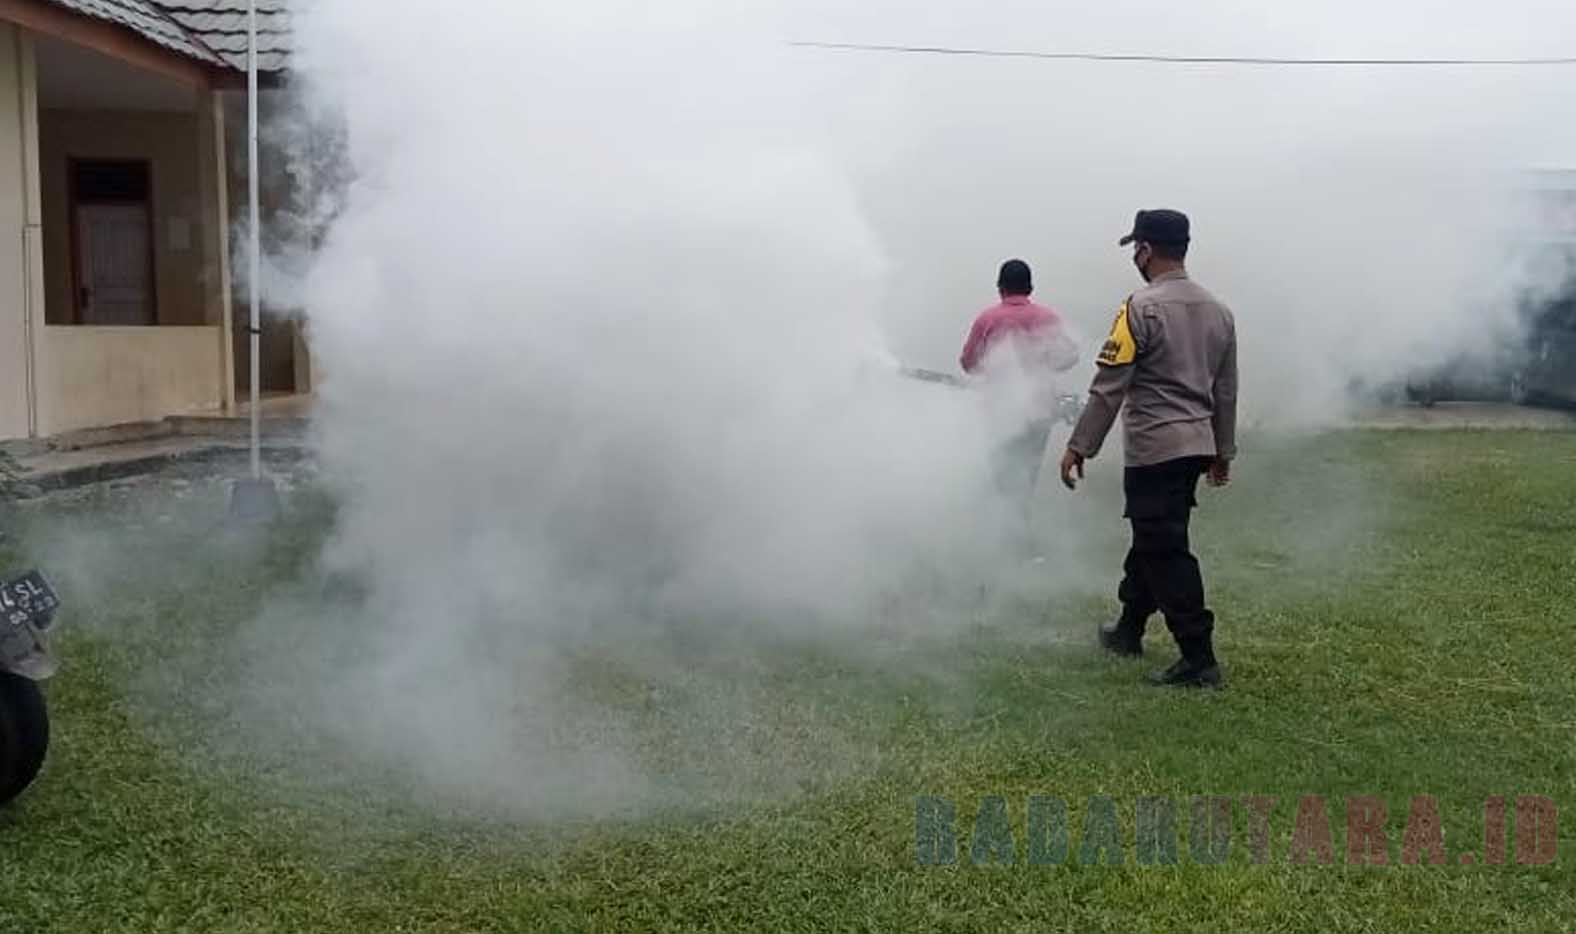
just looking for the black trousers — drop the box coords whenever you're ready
[1118,455,1215,642]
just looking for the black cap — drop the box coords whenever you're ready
[1119,209,1190,247]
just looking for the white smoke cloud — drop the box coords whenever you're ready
[227,0,1576,815]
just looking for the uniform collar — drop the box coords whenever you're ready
[1001,295,1033,305]
[1148,269,1189,284]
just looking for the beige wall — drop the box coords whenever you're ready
[38,108,211,327]
[24,96,230,437]
[0,26,39,440]
[34,325,223,434]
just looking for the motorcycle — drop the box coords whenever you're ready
[0,570,62,806]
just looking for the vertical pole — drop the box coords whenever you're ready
[247,0,261,478]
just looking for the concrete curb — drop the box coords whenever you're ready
[0,414,308,460]
[13,444,309,499]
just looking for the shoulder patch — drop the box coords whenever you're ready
[1097,300,1137,366]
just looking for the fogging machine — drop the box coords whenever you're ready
[898,367,1086,426]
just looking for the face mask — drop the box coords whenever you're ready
[1133,245,1153,283]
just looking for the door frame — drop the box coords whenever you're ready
[67,157,159,326]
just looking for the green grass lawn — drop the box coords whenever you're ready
[2,430,1574,933]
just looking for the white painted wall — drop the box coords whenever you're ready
[34,325,223,434]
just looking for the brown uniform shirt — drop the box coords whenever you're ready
[1067,269,1237,468]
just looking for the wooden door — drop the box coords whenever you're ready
[76,203,153,325]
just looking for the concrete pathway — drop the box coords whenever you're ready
[4,399,312,498]
[9,438,307,496]
[1351,402,1576,431]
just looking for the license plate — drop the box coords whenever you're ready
[1,571,61,633]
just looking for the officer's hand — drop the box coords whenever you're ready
[1059,449,1086,490]
[1207,458,1232,488]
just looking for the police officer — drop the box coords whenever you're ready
[1059,209,1238,688]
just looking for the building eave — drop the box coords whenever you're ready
[0,0,220,87]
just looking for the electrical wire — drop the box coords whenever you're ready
[788,40,1576,67]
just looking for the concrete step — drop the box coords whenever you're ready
[1,404,313,499]
[46,420,181,451]
[167,414,309,441]
[7,438,307,498]
[0,420,174,459]
[0,405,310,459]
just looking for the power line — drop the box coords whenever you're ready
[789,40,1576,67]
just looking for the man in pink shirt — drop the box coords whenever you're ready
[961,259,1081,550]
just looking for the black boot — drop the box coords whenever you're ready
[1148,635,1223,688]
[1098,608,1147,658]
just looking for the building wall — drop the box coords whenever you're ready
[33,325,222,434]
[0,26,41,441]
[38,108,210,326]
[25,100,229,436]
[1,32,232,442]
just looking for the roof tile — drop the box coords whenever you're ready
[46,0,228,65]
[158,0,293,71]
[42,0,293,72]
